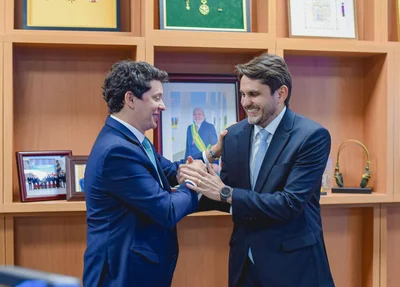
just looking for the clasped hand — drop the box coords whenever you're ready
[179,159,225,202]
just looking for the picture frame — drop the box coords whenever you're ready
[288,0,357,39]
[154,74,244,175]
[65,156,88,201]
[16,150,72,202]
[159,0,251,32]
[23,0,120,31]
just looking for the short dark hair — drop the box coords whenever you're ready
[102,60,168,114]
[235,53,292,106]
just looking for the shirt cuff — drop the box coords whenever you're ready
[202,150,210,165]
[185,179,197,187]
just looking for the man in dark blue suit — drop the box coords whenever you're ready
[82,60,208,287]
[181,54,335,287]
[185,107,218,159]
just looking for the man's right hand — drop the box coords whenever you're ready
[177,156,206,184]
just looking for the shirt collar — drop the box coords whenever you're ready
[253,106,287,139]
[110,114,145,143]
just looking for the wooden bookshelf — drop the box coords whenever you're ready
[1,0,400,286]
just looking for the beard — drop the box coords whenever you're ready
[246,105,277,127]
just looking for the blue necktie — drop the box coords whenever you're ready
[142,137,163,187]
[248,129,269,265]
[252,129,270,190]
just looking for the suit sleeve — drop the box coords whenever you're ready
[232,127,331,223]
[102,144,198,229]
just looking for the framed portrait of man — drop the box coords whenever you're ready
[154,74,244,175]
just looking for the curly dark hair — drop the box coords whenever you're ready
[235,53,292,106]
[102,60,169,114]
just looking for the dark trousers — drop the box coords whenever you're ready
[237,257,262,287]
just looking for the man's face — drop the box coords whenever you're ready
[134,80,165,134]
[193,109,205,125]
[240,75,280,128]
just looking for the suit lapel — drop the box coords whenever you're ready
[106,116,170,191]
[254,109,295,192]
[238,123,253,189]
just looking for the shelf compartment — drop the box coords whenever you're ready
[282,48,391,200]
[3,43,139,203]
[5,31,145,47]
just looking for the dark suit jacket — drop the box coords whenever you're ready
[200,108,335,287]
[83,116,201,287]
[185,121,218,158]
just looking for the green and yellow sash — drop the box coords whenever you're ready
[191,123,211,152]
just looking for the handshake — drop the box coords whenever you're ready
[176,129,229,202]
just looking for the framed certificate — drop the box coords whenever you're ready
[23,0,120,31]
[288,0,357,39]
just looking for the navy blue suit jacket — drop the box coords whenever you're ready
[200,108,335,287]
[185,121,218,158]
[83,116,200,287]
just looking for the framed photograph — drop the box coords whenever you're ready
[23,0,120,31]
[288,0,357,39]
[159,0,251,32]
[154,74,244,175]
[16,151,72,202]
[65,156,88,201]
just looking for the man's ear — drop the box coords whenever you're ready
[125,91,136,110]
[278,85,288,104]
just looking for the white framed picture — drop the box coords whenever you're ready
[288,0,357,39]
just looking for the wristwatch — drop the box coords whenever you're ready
[208,148,220,160]
[220,185,233,202]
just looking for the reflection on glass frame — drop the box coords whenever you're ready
[65,156,88,201]
[154,74,243,175]
[16,150,72,202]
[288,0,357,39]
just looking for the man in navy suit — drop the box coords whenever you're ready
[184,107,218,159]
[82,60,209,287]
[181,54,335,287]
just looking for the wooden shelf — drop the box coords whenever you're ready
[149,30,274,51]
[321,192,392,205]
[0,193,392,214]
[277,38,391,56]
[4,31,144,47]
[2,201,86,214]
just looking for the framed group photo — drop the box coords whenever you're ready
[154,74,243,175]
[65,156,88,201]
[16,150,72,202]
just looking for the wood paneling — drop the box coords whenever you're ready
[322,207,377,287]
[286,55,387,195]
[13,214,86,277]
[385,206,400,287]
